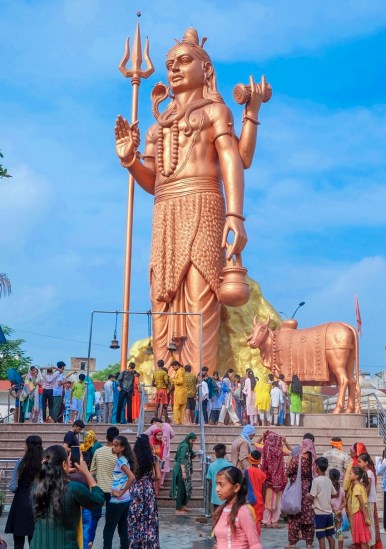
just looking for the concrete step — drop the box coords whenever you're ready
[1,421,385,512]
[155,495,204,509]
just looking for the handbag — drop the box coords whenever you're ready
[281,454,302,515]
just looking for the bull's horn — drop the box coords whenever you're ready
[253,315,258,325]
[264,315,270,327]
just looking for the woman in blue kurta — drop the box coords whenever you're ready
[30,445,104,549]
[85,376,96,422]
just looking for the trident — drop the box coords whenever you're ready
[118,24,154,372]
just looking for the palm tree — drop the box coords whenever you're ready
[0,273,11,298]
[0,150,12,178]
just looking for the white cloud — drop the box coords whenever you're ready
[0,165,55,246]
[2,0,386,89]
[244,100,386,233]
[1,0,385,372]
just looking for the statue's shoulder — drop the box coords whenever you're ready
[208,101,233,122]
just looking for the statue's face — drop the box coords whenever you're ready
[166,45,205,93]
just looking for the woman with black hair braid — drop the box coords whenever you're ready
[30,445,104,549]
[5,435,43,549]
[127,434,161,548]
[289,374,303,426]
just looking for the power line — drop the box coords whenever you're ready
[9,328,107,348]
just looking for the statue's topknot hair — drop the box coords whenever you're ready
[182,27,207,48]
[183,28,199,46]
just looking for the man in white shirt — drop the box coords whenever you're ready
[201,378,209,424]
[270,381,283,426]
[52,361,66,422]
[95,390,102,423]
[104,374,115,423]
[89,426,120,545]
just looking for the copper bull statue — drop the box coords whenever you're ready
[247,317,361,414]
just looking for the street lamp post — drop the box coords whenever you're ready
[291,301,306,319]
[279,301,306,319]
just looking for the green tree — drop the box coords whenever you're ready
[0,150,12,178]
[91,363,120,381]
[0,325,32,380]
[0,273,11,299]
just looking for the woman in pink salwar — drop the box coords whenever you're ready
[213,466,262,549]
[145,417,175,485]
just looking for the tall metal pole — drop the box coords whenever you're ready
[118,24,154,371]
[83,310,95,422]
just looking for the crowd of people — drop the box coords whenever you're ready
[5,361,386,548]
[151,360,304,427]
[10,361,141,425]
[3,421,162,548]
[203,428,385,548]
[2,417,386,549]
[10,358,306,428]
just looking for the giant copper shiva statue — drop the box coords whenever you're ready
[115,28,271,373]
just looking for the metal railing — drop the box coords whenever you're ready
[0,458,19,510]
[197,381,207,486]
[203,455,212,518]
[303,391,386,442]
[367,392,386,440]
[136,383,150,436]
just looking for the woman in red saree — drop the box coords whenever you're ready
[260,431,288,528]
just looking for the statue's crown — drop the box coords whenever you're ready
[175,27,207,49]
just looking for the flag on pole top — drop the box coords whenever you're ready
[355,295,362,336]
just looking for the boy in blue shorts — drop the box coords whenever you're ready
[308,456,337,549]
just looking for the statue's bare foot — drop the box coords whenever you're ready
[332,406,343,414]
[345,406,354,413]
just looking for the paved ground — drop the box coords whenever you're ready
[1,510,386,548]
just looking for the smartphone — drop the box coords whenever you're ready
[70,446,80,466]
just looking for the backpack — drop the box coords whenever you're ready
[7,368,23,387]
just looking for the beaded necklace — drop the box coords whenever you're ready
[156,98,213,179]
[157,120,179,178]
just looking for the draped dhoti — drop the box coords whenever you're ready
[150,177,226,373]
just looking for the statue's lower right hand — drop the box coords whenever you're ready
[222,216,247,259]
[115,115,140,165]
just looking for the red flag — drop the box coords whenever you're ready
[355,295,362,336]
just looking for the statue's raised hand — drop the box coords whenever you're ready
[115,115,140,165]
[245,75,272,117]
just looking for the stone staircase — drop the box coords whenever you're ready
[0,415,385,513]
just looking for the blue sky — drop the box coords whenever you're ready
[1,0,385,374]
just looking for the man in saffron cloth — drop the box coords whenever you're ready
[115,28,267,373]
